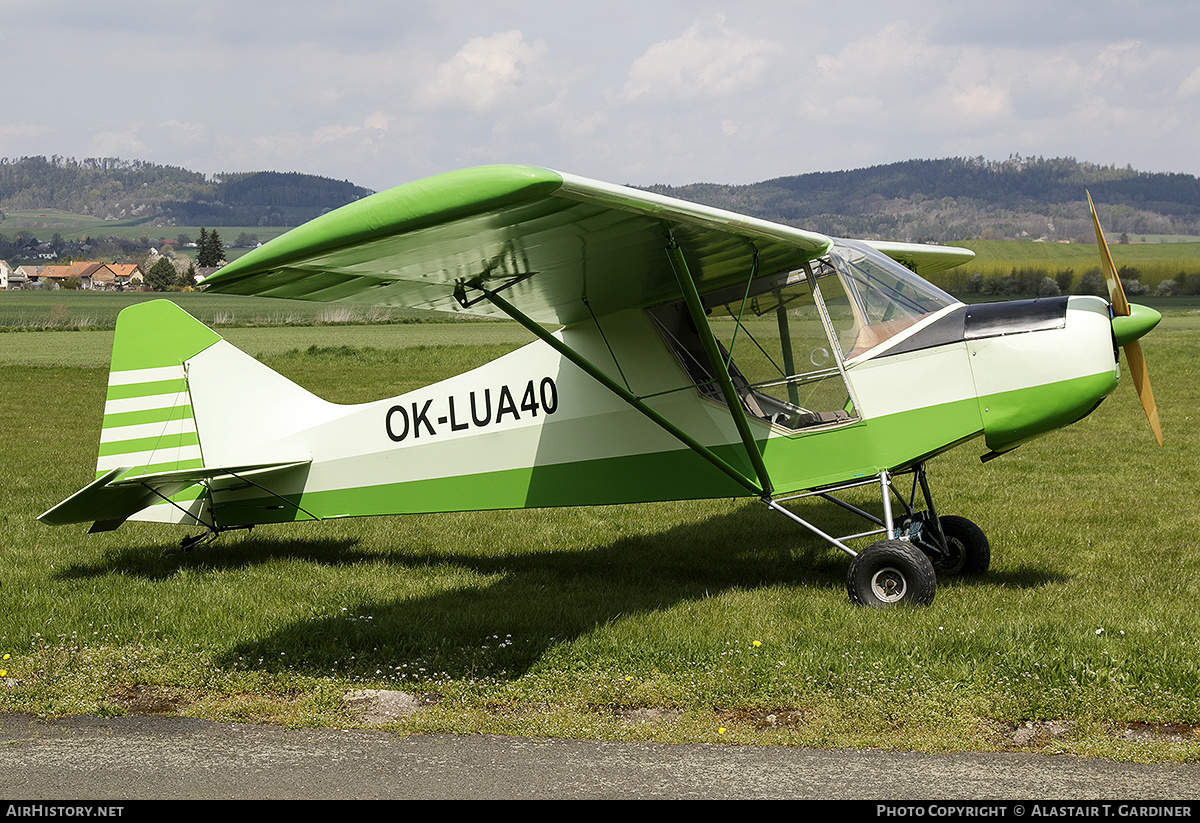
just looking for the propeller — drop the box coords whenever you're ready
[1086,190,1163,446]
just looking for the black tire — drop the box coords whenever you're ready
[934,515,990,576]
[847,539,937,608]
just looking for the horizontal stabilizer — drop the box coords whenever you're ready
[38,461,312,529]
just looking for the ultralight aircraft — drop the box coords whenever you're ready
[39,166,1163,607]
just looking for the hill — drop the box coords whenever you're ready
[644,156,1200,243]
[0,156,374,228]
[6,154,1200,244]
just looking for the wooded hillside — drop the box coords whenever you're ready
[4,154,1200,242]
[0,156,374,228]
[646,156,1200,242]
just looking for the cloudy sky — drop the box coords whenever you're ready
[5,0,1200,192]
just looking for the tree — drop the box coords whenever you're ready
[197,227,225,267]
[145,257,178,291]
[1074,268,1108,297]
[196,227,209,265]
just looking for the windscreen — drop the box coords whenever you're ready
[821,239,958,360]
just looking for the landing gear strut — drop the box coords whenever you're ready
[764,462,989,607]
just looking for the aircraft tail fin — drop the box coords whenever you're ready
[94,299,223,482]
[41,300,332,531]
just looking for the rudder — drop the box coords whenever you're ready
[96,300,223,480]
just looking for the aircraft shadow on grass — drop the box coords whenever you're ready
[57,501,1068,682]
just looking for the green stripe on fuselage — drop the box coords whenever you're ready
[761,396,984,492]
[208,445,751,526]
[202,398,985,528]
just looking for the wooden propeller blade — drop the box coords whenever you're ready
[1087,190,1130,317]
[1088,191,1162,445]
[1124,339,1163,446]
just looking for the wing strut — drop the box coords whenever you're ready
[466,284,765,496]
[664,239,775,497]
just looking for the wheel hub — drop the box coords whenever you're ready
[870,566,908,603]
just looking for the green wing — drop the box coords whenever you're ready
[201,165,835,327]
[203,164,974,325]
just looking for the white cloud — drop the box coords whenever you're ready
[622,16,776,102]
[158,121,212,147]
[0,122,53,142]
[423,30,548,111]
[951,85,1012,121]
[88,123,149,159]
[6,2,1200,188]
[362,111,390,131]
[1097,40,1142,69]
[815,20,933,90]
[1178,66,1200,98]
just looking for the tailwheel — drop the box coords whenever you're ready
[847,539,937,608]
[934,515,990,576]
[168,529,220,554]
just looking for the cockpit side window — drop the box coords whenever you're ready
[648,267,859,431]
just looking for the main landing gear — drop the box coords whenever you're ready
[765,463,990,608]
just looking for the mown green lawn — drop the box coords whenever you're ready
[1,311,1197,761]
[0,290,466,329]
[938,239,1200,294]
[1,208,291,246]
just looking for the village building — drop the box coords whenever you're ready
[35,261,105,289]
[14,262,144,290]
[0,259,26,289]
[103,263,143,288]
[14,265,43,287]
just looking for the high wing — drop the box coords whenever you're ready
[201,165,970,324]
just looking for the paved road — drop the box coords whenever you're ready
[3,713,1199,801]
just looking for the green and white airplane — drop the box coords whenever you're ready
[39,166,1162,607]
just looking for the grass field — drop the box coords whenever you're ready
[0,291,475,330]
[1,208,291,247]
[1,300,1198,762]
[937,239,1200,294]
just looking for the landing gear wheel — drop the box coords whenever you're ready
[847,539,937,608]
[934,515,990,576]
